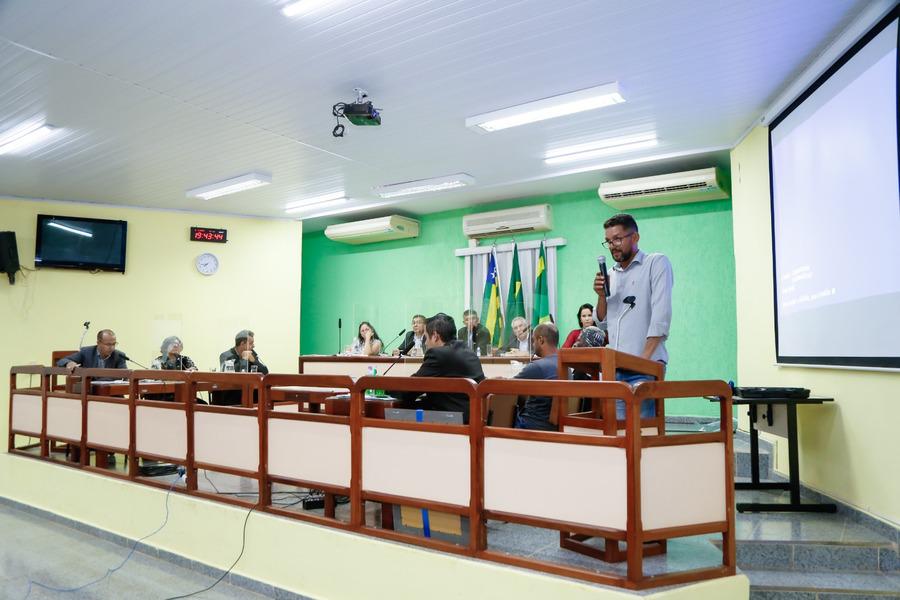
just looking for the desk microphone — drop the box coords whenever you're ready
[597,256,610,297]
[337,318,343,354]
[614,296,637,351]
[122,354,149,369]
[382,328,406,354]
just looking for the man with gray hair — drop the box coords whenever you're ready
[219,329,268,374]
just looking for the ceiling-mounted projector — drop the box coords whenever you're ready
[332,88,381,137]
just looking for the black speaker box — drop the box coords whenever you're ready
[0,231,21,284]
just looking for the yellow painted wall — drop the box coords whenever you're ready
[731,127,900,525]
[0,197,302,445]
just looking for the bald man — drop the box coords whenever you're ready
[513,323,560,431]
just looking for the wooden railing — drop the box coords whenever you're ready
[8,365,734,591]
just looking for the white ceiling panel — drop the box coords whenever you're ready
[0,0,875,229]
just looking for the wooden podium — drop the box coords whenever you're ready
[555,347,666,563]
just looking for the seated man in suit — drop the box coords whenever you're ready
[456,309,490,355]
[399,313,485,423]
[513,323,560,431]
[504,316,531,355]
[57,329,127,374]
[219,329,269,374]
[394,314,427,357]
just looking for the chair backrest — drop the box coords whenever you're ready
[50,350,78,390]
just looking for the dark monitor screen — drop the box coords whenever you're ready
[34,214,127,272]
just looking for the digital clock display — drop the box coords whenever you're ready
[190,227,228,243]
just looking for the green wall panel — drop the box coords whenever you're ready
[301,190,736,415]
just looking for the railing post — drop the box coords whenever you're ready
[349,381,363,528]
[625,389,643,585]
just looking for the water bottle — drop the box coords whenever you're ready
[476,346,482,357]
[366,366,376,397]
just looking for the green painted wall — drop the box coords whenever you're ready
[301,189,736,415]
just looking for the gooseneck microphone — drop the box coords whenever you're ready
[614,296,637,351]
[78,321,91,348]
[382,328,407,353]
[337,318,342,355]
[122,354,149,369]
[597,256,610,297]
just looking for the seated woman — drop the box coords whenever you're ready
[152,336,197,371]
[147,336,201,402]
[562,303,595,348]
[349,321,383,356]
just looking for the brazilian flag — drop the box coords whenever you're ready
[480,250,504,345]
[532,241,551,326]
[502,243,526,343]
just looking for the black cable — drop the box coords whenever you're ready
[163,505,255,600]
[22,477,178,599]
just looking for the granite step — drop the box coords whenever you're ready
[745,568,900,599]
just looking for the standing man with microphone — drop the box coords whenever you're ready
[593,213,673,419]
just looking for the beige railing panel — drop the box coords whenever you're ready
[268,420,350,487]
[485,437,627,530]
[641,442,726,530]
[136,406,187,460]
[194,412,259,472]
[362,428,470,506]
[46,396,82,441]
[87,402,129,449]
[11,394,42,435]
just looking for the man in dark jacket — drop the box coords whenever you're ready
[400,313,485,422]
[57,329,127,372]
[456,309,490,355]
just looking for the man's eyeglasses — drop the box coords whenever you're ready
[602,232,636,248]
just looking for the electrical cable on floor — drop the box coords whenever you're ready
[163,504,255,600]
[21,475,179,599]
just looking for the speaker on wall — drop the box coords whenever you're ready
[0,231,21,284]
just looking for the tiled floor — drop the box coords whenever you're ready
[0,501,271,600]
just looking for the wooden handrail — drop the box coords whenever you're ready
[7,364,735,591]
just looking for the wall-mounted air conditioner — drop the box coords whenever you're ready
[598,167,729,209]
[462,204,552,239]
[324,215,420,245]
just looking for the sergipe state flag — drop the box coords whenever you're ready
[501,243,526,343]
[480,250,504,345]
[532,240,551,326]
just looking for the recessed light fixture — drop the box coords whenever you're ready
[284,191,348,214]
[47,221,92,238]
[186,172,272,200]
[373,173,475,198]
[0,120,59,155]
[544,132,658,165]
[300,200,393,220]
[465,82,625,133]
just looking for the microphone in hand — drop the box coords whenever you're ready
[597,256,610,298]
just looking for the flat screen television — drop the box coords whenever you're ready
[34,214,128,273]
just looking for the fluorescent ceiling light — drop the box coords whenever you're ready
[0,120,59,155]
[284,193,349,214]
[186,172,272,200]
[374,173,475,198]
[544,133,658,165]
[300,201,393,220]
[465,82,625,132]
[281,1,330,17]
[48,221,92,238]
